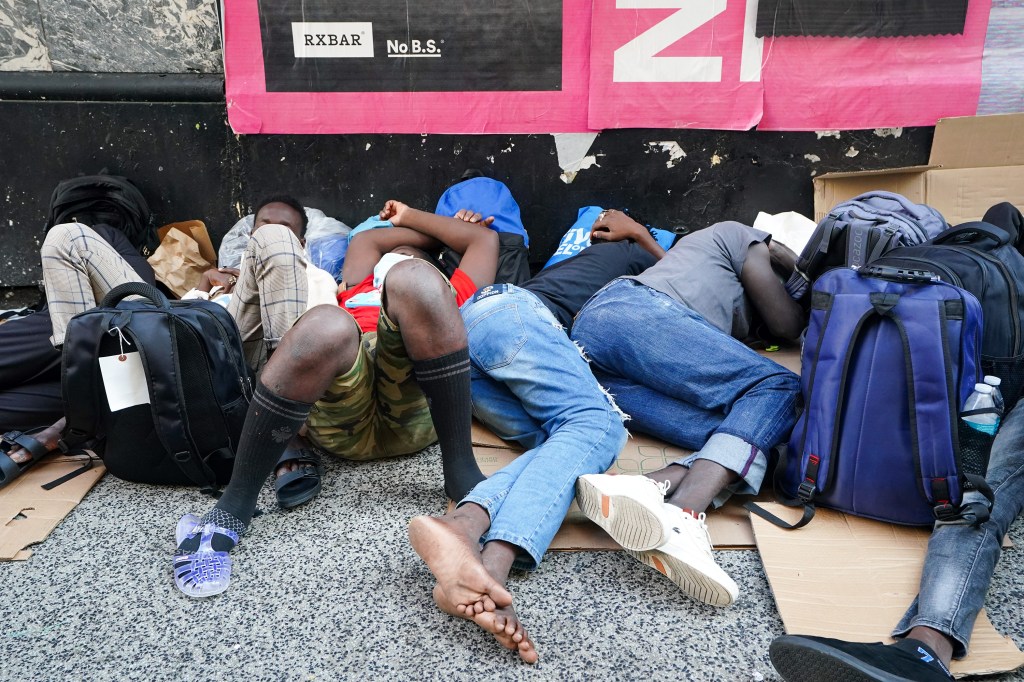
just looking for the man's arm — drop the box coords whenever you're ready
[740,242,806,342]
[381,200,499,287]
[590,209,667,261]
[342,226,438,288]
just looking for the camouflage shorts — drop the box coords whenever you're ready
[304,303,437,461]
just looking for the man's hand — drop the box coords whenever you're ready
[453,208,495,228]
[590,209,647,243]
[379,200,412,228]
[199,267,240,293]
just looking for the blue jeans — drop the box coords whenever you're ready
[459,284,628,570]
[570,278,801,498]
[892,397,1024,658]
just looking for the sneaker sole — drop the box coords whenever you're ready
[770,636,917,682]
[626,546,737,607]
[576,476,668,551]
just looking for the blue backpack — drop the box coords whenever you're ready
[750,267,994,528]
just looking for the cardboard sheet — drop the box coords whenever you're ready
[751,504,1024,678]
[0,454,106,561]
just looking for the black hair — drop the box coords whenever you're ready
[254,194,309,235]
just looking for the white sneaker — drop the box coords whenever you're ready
[627,504,739,607]
[576,473,671,551]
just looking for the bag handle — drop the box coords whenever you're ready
[100,281,171,309]
[859,265,939,285]
[931,222,1010,247]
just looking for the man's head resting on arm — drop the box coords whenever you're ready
[253,194,308,242]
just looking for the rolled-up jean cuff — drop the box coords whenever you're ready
[672,432,767,504]
[458,493,542,571]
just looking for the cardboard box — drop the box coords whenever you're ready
[814,113,1024,225]
[0,453,106,561]
[751,504,1024,678]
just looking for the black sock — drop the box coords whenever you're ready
[893,638,953,678]
[214,381,313,526]
[413,348,484,501]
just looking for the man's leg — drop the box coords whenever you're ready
[769,397,1024,682]
[381,259,483,501]
[226,224,308,372]
[571,279,800,605]
[0,306,63,432]
[173,305,360,597]
[571,278,800,505]
[410,285,626,663]
[41,223,144,347]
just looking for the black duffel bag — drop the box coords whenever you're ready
[866,221,1024,411]
[60,282,252,491]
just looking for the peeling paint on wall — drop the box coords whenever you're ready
[804,154,821,163]
[873,127,904,139]
[553,132,600,184]
[816,130,842,140]
[647,141,687,168]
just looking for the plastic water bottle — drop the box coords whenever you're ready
[984,375,1005,415]
[962,383,1001,436]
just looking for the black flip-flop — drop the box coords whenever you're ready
[274,446,325,509]
[1,428,53,490]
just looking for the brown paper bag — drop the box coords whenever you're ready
[148,221,216,297]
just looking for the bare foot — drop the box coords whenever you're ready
[435,584,538,663]
[474,605,539,664]
[5,418,64,464]
[409,515,512,612]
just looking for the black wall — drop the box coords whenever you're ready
[0,99,933,290]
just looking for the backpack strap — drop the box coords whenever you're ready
[60,311,112,450]
[127,311,221,493]
[746,287,877,529]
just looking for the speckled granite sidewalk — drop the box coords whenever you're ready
[1,446,1022,681]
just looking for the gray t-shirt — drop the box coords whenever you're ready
[630,221,769,339]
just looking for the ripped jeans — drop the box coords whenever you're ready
[460,284,627,570]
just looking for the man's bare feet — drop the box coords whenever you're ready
[473,605,539,664]
[434,584,539,664]
[4,418,64,464]
[409,514,512,612]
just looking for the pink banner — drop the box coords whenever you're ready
[224,0,593,134]
[588,0,765,130]
[224,0,992,134]
[759,0,991,130]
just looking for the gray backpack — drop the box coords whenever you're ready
[785,191,948,300]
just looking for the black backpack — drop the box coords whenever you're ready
[436,232,531,286]
[865,221,1024,410]
[46,174,160,257]
[786,191,948,300]
[60,282,252,491]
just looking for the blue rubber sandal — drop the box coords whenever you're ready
[173,514,239,598]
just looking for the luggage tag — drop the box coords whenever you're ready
[98,327,150,411]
